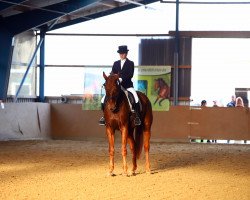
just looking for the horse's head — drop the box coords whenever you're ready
[154,78,168,90]
[154,78,160,90]
[103,72,121,112]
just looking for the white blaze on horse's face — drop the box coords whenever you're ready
[104,74,120,112]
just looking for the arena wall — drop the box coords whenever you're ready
[0,103,249,141]
[0,103,50,140]
[50,104,250,141]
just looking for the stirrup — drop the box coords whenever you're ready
[134,117,141,126]
[99,117,106,126]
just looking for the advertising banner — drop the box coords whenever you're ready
[82,66,171,111]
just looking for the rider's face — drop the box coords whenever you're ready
[119,53,127,60]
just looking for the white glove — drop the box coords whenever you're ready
[119,78,122,83]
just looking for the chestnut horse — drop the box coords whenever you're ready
[154,78,170,106]
[102,72,153,176]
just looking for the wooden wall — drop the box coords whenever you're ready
[50,104,250,141]
[0,103,249,141]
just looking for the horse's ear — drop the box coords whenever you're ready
[103,71,108,80]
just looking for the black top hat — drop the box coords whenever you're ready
[117,45,129,54]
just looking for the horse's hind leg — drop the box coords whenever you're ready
[127,132,137,175]
[143,129,151,174]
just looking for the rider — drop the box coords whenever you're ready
[99,45,141,126]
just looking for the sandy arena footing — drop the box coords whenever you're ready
[0,139,249,200]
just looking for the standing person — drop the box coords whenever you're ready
[99,45,141,126]
[201,100,207,106]
[227,95,236,107]
[226,95,236,144]
[235,96,244,107]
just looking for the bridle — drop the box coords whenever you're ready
[104,78,122,112]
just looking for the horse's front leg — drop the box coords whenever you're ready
[159,98,166,106]
[106,127,115,176]
[154,96,160,105]
[121,127,128,176]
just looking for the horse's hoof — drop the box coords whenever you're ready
[122,172,129,177]
[106,172,115,177]
[146,170,152,175]
[128,171,136,176]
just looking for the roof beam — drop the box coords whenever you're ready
[0,0,27,12]
[3,0,98,35]
[161,0,250,4]
[168,31,250,38]
[50,0,157,30]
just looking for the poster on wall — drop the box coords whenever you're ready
[82,66,171,111]
[137,66,171,111]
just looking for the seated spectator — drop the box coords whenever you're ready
[227,95,236,107]
[235,96,244,107]
[201,100,207,106]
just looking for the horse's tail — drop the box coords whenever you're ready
[135,126,143,159]
[135,91,153,159]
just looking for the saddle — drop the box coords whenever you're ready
[123,90,142,112]
[103,88,141,112]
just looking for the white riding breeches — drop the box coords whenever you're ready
[101,87,139,103]
[126,87,139,103]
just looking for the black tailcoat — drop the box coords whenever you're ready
[111,59,134,89]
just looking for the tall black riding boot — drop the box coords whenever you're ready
[134,102,141,126]
[99,103,105,126]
